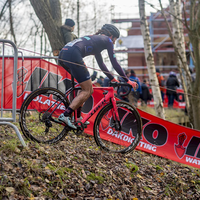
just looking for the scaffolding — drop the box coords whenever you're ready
[112,8,193,78]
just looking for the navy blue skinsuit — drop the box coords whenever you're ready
[58,35,128,83]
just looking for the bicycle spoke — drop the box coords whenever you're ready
[20,88,69,143]
[94,101,142,154]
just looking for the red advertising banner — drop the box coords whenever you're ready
[83,88,200,169]
[1,57,200,169]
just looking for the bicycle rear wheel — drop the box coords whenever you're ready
[19,87,70,144]
[93,101,142,154]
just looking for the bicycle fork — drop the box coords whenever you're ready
[110,97,121,131]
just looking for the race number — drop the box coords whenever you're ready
[66,38,82,47]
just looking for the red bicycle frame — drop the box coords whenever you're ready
[78,86,120,125]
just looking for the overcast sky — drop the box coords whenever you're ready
[107,0,169,36]
[107,0,169,17]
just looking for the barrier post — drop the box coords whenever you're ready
[0,39,26,147]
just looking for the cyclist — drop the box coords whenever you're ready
[58,24,138,129]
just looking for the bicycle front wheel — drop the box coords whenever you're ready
[19,87,70,144]
[93,101,142,154]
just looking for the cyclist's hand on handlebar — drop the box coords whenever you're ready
[111,78,119,83]
[127,80,138,91]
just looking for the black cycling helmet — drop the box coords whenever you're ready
[101,24,120,38]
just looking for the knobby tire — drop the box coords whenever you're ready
[19,87,70,144]
[93,101,142,154]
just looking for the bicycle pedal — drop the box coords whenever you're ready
[73,128,84,136]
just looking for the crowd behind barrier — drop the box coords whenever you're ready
[95,71,186,110]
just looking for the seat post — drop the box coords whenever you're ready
[71,74,75,89]
[71,74,75,100]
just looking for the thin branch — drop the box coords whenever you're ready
[8,0,17,45]
[158,0,191,79]
[182,0,190,31]
[144,0,186,27]
[189,0,195,30]
[186,42,196,66]
[0,0,9,20]
[195,2,200,40]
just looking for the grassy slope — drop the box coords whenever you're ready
[139,106,189,125]
[0,115,200,200]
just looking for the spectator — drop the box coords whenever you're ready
[61,18,78,44]
[103,77,110,87]
[53,18,78,56]
[118,70,130,82]
[91,71,97,81]
[129,70,142,107]
[96,76,104,87]
[141,79,152,105]
[189,67,195,82]
[156,68,165,102]
[117,70,131,102]
[166,71,179,108]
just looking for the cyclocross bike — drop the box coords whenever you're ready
[19,75,142,154]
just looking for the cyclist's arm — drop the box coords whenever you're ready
[95,53,115,80]
[106,39,128,82]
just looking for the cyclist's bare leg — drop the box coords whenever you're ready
[58,79,93,128]
[69,79,93,110]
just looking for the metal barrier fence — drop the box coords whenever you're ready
[0,39,26,147]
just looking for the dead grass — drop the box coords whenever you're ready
[0,122,199,199]
[139,105,189,125]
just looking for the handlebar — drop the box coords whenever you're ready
[109,81,132,97]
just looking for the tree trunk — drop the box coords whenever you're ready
[169,0,191,118]
[139,0,165,119]
[0,0,8,20]
[29,0,64,53]
[189,28,200,129]
[159,0,200,128]
[188,1,200,130]
[8,0,17,45]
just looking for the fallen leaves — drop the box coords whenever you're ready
[0,128,200,199]
[5,187,15,194]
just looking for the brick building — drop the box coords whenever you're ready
[112,4,191,82]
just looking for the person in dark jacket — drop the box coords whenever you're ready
[129,70,142,107]
[103,76,110,87]
[141,79,152,105]
[53,19,78,56]
[156,68,165,102]
[96,76,104,87]
[61,18,78,44]
[117,70,131,102]
[166,71,180,108]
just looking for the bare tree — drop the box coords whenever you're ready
[0,0,8,20]
[139,0,165,119]
[187,0,200,129]
[159,0,200,129]
[8,0,17,44]
[29,0,64,54]
[168,0,191,117]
